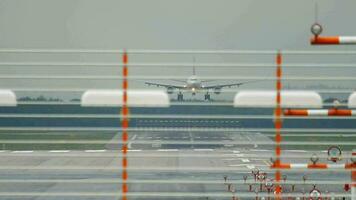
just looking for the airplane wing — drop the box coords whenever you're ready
[203,81,254,89]
[145,82,185,89]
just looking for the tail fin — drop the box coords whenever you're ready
[192,57,196,75]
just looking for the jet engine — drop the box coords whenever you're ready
[167,87,174,94]
[214,87,222,94]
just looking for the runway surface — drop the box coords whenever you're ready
[0,131,352,200]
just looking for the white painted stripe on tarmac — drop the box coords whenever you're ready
[228,164,246,167]
[49,150,70,153]
[250,149,270,152]
[157,149,178,152]
[234,154,245,157]
[285,150,307,153]
[127,149,142,152]
[246,165,255,169]
[241,159,250,163]
[232,150,240,153]
[85,150,107,153]
[12,151,33,153]
[193,149,214,152]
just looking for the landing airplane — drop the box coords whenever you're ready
[145,66,251,101]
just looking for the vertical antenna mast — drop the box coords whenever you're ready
[315,2,319,23]
[193,56,196,76]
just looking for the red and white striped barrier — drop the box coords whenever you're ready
[284,109,356,116]
[311,36,356,45]
[271,163,355,169]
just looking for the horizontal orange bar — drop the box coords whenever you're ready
[308,163,328,169]
[283,109,308,116]
[345,163,356,169]
[270,163,291,169]
[311,36,340,45]
[328,109,352,116]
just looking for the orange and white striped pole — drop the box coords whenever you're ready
[284,109,356,116]
[311,36,356,45]
[274,52,283,200]
[271,163,355,170]
[122,50,129,200]
[352,151,356,200]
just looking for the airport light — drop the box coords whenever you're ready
[310,154,320,165]
[81,90,170,107]
[311,23,323,36]
[309,188,322,200]
[327,146,342,163]
[0,90,17,107]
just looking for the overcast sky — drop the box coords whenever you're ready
[0,0,355,100]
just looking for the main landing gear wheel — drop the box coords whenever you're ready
[204,93,211,101]
[177,93,184,101]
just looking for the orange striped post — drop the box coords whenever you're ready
[352,151,356,200]
[274,52,283,200]
[122,50,129,200]
[311,36,356,45]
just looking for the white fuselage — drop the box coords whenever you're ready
[184,76,202,94]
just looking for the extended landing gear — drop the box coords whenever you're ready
[177,93,184,101]
[204,93,211,101]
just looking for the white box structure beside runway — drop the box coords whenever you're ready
[81,90,170,107]
[233,91,322,108]
[0,90,17,106]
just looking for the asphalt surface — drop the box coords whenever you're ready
[0,131,353,200]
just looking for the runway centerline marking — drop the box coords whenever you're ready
[127,149,142,152]
[193,149,214,152]
[12,151,33,153]
[246,165,255,169]
[128,134,137,149]
[49,150,70,153]
[85,150,107,153]
[157,149,178,152]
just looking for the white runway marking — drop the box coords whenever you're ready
[250,149,270,152]
[241,158,250,163]
[246,165,255,169]
[286,150,307,153]
[193,149,214,152]
[233,150,240,153]
[49,150,70,153]
[228,164,246,167]
[157,149,178,152]
[234,154,245,157]
[127,149,142,152]
[12,151,33,153]
[222,158,237,161]
[128,134,137,149]
[85,150,107,153]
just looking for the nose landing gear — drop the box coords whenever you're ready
[177,93,184,101]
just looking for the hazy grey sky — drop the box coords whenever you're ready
[0,0,355,100]
[1,0,356,49]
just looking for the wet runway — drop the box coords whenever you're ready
[0,131,352,200]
